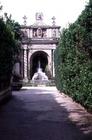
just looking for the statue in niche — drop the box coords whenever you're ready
[52,29,56,37]
[36,12,43,21]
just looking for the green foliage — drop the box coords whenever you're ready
[4,13,22,41]
[0,14,21,90]
[54,0,92,111]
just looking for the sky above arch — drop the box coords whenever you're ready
[0,0,89,28]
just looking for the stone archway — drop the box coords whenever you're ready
[30,51,51,79]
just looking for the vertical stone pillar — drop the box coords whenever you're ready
[21,49,24,78]
[47,29,52,38]
[24,48,28,82]
[47,29,49,38]
[27,49,30,80]
[29,29,32,38]
[50,29,52,38]
[51,49,55,77]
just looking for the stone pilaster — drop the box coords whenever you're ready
[29,29,32,38]
[23,48,28,82]
[27,49,30,80]
[21,49,24,78]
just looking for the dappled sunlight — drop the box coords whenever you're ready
[53,91,92,135]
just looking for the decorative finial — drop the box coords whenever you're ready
[23,15,27,25]
[52,16,56,25]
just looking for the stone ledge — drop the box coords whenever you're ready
[23,80,55,87]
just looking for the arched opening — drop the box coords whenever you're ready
[30,51,48,79]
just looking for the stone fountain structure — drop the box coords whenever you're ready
[32,61,48,85]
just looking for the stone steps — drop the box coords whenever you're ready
[23,80,55,87]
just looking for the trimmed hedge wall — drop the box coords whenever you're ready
[0,14,21,92]
[0,19,16,91]
[54,0,92,111]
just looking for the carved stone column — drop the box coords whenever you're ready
[21,49,24,78]
[24,48,28,82]
[27,49,30,80]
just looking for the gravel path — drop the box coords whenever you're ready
[0,86,92,140]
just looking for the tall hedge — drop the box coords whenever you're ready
[0,16,20,91]
[54,0,92,111]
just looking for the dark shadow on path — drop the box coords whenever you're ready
[0,87,92,140]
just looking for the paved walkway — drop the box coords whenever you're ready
[0,86,92,140]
